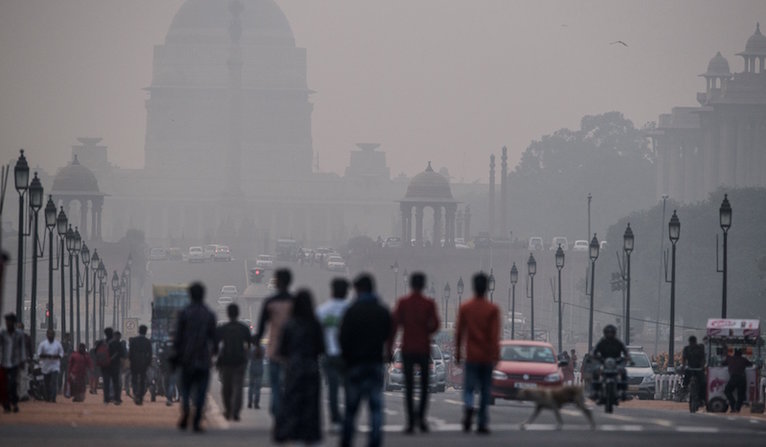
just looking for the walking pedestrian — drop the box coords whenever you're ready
[247,344,264,409]
[106,331,127,405]
[36,329,64,402]
[1,313,27,413]
[158,339,177,406]
[254,269,294,418]
[455,273,500,434]
[174,282,217,433]
[216,303,251,421]
[339,274,392,447]
[16,322,32,401]
[68,343,93,402]
[275,290,325,445]
[96,329,114,403]
[316,277,349,431]
[723,348,753,413]
[129,325,153,405]
[389,272,440,434]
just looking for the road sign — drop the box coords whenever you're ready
[124,318,139,338]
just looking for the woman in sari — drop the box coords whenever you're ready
[68,343,93,402]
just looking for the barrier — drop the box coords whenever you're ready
[654,374,683,400]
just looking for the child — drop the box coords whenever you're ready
[248,345,264,409]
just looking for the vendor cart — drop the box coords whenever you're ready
[704,318,763,413]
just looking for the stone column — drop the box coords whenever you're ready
[719,118,734,186]
[400,204,409,243]
[456,210,463,241]
[446,205,457,247]
[415,205,424,248]
[489,155,495,238]
[736,120,748,187]
[463,205,471,242]
[702,123,717,195]
[500,147,508,235]
[432,206,442,248]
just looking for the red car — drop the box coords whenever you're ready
[491,340,565,404]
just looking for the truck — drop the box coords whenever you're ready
[150,285,189,346]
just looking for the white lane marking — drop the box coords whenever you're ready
[599,424,644,431]
[676,426,719,433]
[444,399,463,406]
[383,408,398,416]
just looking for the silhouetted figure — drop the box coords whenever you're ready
[275,290,325,444]
[455,273,500,434]
[255,269,294,418]
[174,282,217,433]
[340,274,392,447]
[247,344,264,409]
[316,277,349,429]
[106,331,127,405]
[37,329,64,402]
[216,303,251,421]
[68,343,93,402]
[723,348,752,413]
[390,272,440,433]
[129,325,153,405]
[1,313,27,412]
[96,328,115,403]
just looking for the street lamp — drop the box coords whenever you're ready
[73,227,82,345]
[588,233,600,351]
[402,268,408,291]
[111,270,120,328]
[428,282,436,299]
[121,269,128,322]
[90,249,100,343]
[66,225,75,341]
[81,243,90,347]
[488,269,495,303]
[44,196,56,331]
[97,260,106,333]
[28,173,43,343]
[14,149,30,319]
[718,195,732,318]
[623,223,634,344]
[443,283,451,328]
[668,211,680,365]
[509,264,518,340]
[56,207,68,336]
[555,244,565,353]
[457,276,464,308]
[527,253,536,340]
[392,261,399,297]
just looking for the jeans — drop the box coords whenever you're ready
[220,364,245,419]
[181,367,210,428]
[463,362,493,429]
[268,360,283,417]
[402,353,430,427]
[165,370,178,402]
[44,371,59,402]
[2,366,20,409]
[724,374,747,412]
[131,369,147,403]
[248,372,263,407]
[342,363,384,447]
[321,355,344,423]
[102,368,121,403]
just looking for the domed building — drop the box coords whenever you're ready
[399,162,458,247]
[51,155,105,240]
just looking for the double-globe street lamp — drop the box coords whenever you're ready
[65,225,75,341]
[527,253,536,340]
[69,227,82,344]
[14,149,30,319]
[121,270,128,323]
[718,195,732,318]
[555,245,565,354]
[90,249,100,343]
[443,283,450,328]
[623,223,634,344]
[97,260,106,334]
[488,269,495,303]
[456,276,464,308]
[28,173,44,343]
[112,270,120,328]
[668,211,680,364]
[44,196,57,331]
[56,207,68,337]
[80,243,91,347]
[587,233,600,352]
[509,264,518,340]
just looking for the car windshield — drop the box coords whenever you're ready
[258,255,272,260]
[328,257,343,262]
[630,353,651,368]
[500,345,556,363]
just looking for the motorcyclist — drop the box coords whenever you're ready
[681,335,706,405]
[590,325,630,401]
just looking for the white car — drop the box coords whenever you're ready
[572,240,589,251]
[217,296,233,307]
[148,247,167,261]
[255,254,274,269]
[188,246,205,262]
[326,255,346,272]
[528,237,544,251]
[220,285,238,297]
[550,237,568,250]
[204,244,219,260]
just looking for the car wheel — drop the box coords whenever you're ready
[438,384,445,393]
[707,397,728,413]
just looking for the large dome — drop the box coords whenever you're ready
[52,155,100,193]
[166,0,296,46]
[742,22,766,56]
[704,52,731,77]
[404,162,454,201]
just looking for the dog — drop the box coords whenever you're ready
[516,385,595,430]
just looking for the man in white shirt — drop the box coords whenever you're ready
[316,278,349,430]
[37,329,64,402]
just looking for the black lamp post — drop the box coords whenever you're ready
[668,211,680,365]
[527,253,537,340]
[623,223,634,344]
[428,282,436,300]
[588,233,600,351]
[719,195,731,318]
[97,260,106,333]
[111,270,119,328]
[126,254,133,314]
[488,269,495,303]
[44,196,56,330]
[402,268,408,291]
[73,228,82,345]
[555,244,565,353]
[56,207,68,337]
[457,276,464,308]
[121,269,128,322]
[509,264,518,340]
[90,249,99,343]
[28,173,43,343]
[14,149,30,319]
[66,225,75,341]
[81,243,90,347]
[443,283,451,328]
[392,261,399,297]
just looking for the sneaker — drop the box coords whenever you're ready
[419,421,430,433]
[247,403,252,409]
[477,426,490,435]
[462,408,474,433]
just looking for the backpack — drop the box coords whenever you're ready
[96,341,111,368]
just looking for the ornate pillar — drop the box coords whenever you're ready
[500,146,508,235]
[456,209,463,241]
[432,206,442,248]
[446,205,457,248]
[415,205,424,248]
[735,120,748,187]
[463,205,471,242]
[90,200,97,240]
[719,118,734,186]
[489,155,495,238]
[702,122,717,195]
[400,204,409,243]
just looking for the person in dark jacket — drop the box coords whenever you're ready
[106,331,127,405]
[339,274,392,447]
[174,282,217,433]
[216,303,251,421]
[723,348,753,413]
[129,325,153,405]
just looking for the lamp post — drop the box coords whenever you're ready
[97,260,106,333]
[402,269,408,292]
[14,149,30,319]
[72,228,82,345]
[719,195,731,318]
[668,211,680,365]
[66,225,75,340]
[27,173,43,343]
[527,253,536,340]
[44,196,56,330]
[392,261,399,298]
[456,276,464,308]
[90,249,99,343]
[488,269,496,303]
[56,207,68,336]
[509,264,518,340]
[623,223,634,344]
[555,244,565,353]
[443,283,451,328]
[112,271,119,328]
[80,243,90,347]
[126,253,133,314]
[588,233,600,351]
[121,269,128,322]
[428,282,435,300]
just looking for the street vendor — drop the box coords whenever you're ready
[722,348,752,413]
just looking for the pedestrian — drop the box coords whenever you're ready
[723,348,753,413]
[1,313,27,412]
[316,277,350,431]
[96,328,115,403]
[106,331,127,405]
[570,349,578,372]
[158,339,178,406]
[129,324,153,405]
[275,289,325,445]
[455,273,500,434]
[16,322,33,402]
[173,282,217,433]
[247,344,264,409]
[339,274,392,447]
[36,329,64,402]
[60,333,73,393]
[254,268,294,418]
[216,303,251,421]
[89,343,99,395]
[389,272,440,434]
[68,343,93,402]
[560,351,574,384]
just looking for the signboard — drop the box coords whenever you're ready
[123,318,139,339]
[705,319,760,338]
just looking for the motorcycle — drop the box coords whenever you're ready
[27,361,47,401]
[593,357,626,413]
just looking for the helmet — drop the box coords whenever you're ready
[603,325,617,336]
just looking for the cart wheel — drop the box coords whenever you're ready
[707,397,728,413]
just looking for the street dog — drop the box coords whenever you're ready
[516,386,595,430]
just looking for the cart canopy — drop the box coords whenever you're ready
[706,319,760,339]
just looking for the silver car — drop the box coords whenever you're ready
[625,350,655,399]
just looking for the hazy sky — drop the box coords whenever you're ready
[1,0,764,183]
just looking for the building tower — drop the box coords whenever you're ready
[489,154,495,238]
[500,146,508,238]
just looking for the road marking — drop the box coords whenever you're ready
[676,426,719,433]
[599,424,644,431]
[383,408,398,416]
[444,399,463,406]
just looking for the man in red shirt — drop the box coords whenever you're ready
[389,272,440,434]
[455,273,500,434]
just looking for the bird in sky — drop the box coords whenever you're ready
[610,40,628,47]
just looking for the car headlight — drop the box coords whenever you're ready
[492,370,508,380]
[544,372,561,383]
[643,374,655,384]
